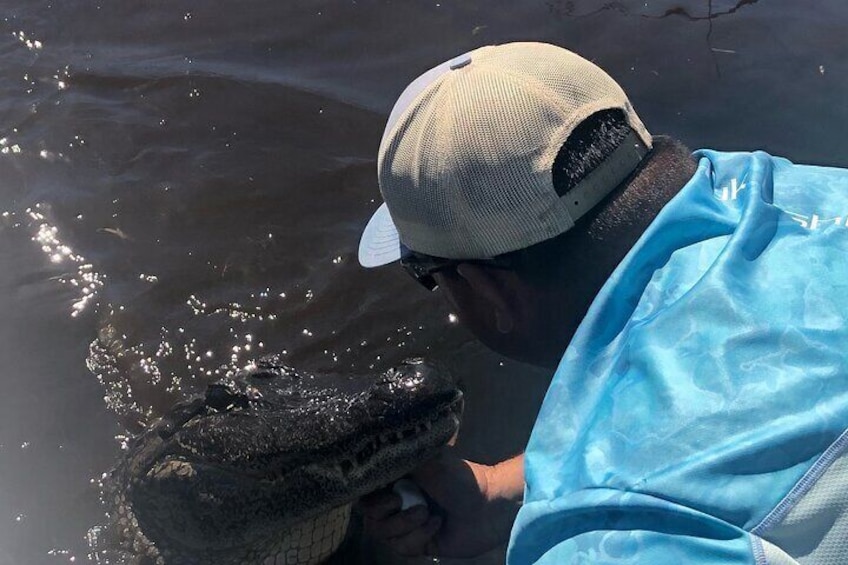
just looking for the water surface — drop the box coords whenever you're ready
[1,1,846,563]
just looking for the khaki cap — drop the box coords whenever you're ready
[359,42,651,267]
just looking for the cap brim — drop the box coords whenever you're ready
[358,203,402,267]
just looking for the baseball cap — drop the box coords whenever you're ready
[358,42,652,268]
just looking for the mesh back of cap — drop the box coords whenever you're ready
[378,42,651,259]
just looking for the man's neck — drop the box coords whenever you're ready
[518,137,698,369]
[582,136,697,273]
[550,137,697,354]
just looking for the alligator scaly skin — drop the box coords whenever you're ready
[103,358,462,564]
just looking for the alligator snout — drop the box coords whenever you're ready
[108,358,463,565]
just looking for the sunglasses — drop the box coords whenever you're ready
[399,246,514,291]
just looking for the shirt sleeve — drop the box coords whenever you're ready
[508,489,759,565]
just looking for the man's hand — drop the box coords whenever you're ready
[360,452,524,559]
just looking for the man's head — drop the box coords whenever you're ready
[360,42,695,368]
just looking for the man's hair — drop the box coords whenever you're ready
[499,110,696,286]
[551,109,634,198]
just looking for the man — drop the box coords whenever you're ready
[358,42,848,564]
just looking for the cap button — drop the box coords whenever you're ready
[449,54,472,70]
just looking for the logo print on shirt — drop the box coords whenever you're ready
[715,177,848,231]
[785,212,848,230]
[716,178,746,201]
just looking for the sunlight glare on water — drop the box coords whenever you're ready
[3,0,845,563]
[24,204,105,317]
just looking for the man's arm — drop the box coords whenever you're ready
[361,452,524,558]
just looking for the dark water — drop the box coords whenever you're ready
[1,1,846,563]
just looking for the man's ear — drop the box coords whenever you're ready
[455,264,515,334]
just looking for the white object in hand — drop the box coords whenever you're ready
[392,478,427,510]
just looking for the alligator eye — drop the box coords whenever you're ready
[205,384,235,411]
[249,369,277,380]
[152,417,174,439]
[247,365,301,381]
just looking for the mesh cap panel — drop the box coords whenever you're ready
[376,42,651,260]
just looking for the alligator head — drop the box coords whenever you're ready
[109,357,463,564]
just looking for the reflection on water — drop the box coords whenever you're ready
[1,0,847,563]
[21,204,105,317]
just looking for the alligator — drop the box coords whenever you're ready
[106,357,463,564]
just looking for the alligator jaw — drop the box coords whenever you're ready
[329,394,462,482]
[109,360,463,564]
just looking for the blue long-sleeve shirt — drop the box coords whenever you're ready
[509,150,848,565]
